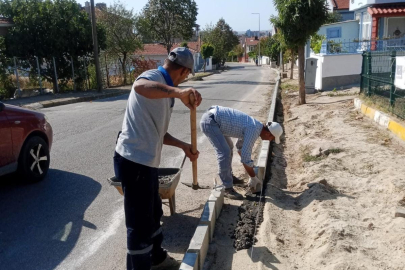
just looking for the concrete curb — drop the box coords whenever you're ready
[35,90,129,109]
[257,69,281,181]
[180,68,281,270]
[179,187,224,270]
[354,98,405,142]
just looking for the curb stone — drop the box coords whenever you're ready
[354,98,405,142]
[180,68,281,270]
[257,68,281,181]
[10,90,129,110]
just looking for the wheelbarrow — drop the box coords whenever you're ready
[108,156,185,216]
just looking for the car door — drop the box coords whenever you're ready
[0,102,14,170]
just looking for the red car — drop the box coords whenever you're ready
[0,101,53,182]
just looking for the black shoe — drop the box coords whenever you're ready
[224,188,244,200]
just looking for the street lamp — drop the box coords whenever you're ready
[252,13,260,65]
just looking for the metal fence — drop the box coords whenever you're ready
[0,53,157,100]
[320,37,405,55]
[360,50,405,119]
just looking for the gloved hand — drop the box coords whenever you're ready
[248,176,262,193]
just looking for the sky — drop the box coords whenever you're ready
[77,0,277,32]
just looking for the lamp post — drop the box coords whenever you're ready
[252,13,260,65]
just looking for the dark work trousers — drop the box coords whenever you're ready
[114,151,166,270]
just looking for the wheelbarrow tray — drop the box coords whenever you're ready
[107,168,182,200]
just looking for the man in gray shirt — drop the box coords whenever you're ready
[114,47,202,270]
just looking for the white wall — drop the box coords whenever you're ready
[261,56,270,65]
[318,20,359,42]
[143,55,167,66]
[204,57,213,71]
[350,0,400,11]
[311,53,363,90]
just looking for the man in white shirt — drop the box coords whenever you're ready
[200,105,283,200]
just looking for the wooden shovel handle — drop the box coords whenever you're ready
[189,93,198,186]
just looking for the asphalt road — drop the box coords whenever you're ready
[0,63,275,270]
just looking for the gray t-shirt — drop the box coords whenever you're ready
[115,69,174,168]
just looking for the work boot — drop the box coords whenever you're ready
[151,254,180,270]
[224,188,244,200]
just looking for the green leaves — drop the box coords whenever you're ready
[272,0,329,47]
[202,19,239,64]
[201,43,214,60]
[0,0,106,89]
[137,0,198,54]
[99,1,142,57]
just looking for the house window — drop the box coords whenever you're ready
[326,27,342,39]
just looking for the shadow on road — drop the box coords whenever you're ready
[161,205,203,254]
[204,81,274,86]
[0,169,101,270]
[93,93,130,102]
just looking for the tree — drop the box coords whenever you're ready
[202,19,239,65]
[0,0,106,91]
[228,50,236,62]
[234,44,244,58]
[180,42,189,48]
[137,0,198,54]
[326,11,343,24]
[261,36,281,63]
[201,43,214,72]
[99,1,143,85]
[0,36,15,99]
[271,0,329,104]
[310,34,325,54]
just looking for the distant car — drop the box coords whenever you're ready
[0,101,53,182]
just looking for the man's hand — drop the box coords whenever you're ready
[248,176,262,193]
[182,142,199,162]
[177,88,202,110]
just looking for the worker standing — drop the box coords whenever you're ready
[114,47,202,270]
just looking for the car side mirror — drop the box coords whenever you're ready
[0,102,4,112]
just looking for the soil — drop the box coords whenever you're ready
[158,174,176,185]
[204,71,405,270]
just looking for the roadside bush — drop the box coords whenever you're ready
[130,57,158,81]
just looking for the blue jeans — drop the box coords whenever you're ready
[200,111,234,189]
[114,152,167,270]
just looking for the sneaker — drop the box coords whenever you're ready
[151,255,180,270]
[232,175,245,185]
[224,188,244,200]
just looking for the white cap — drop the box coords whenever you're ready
[267,122,283,144]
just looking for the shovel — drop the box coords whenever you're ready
[181,93,210,190]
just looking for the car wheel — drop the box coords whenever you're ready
[18,136,50,183]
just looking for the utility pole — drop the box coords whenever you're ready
[252,13,260,65]
[90,0,103,92]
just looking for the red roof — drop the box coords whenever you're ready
[245,38,259,46]
[139,42,199,56]
[333,0,349,10]
[368,4,405,15]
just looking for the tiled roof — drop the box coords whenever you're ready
[333,0,349,10]
[139,42,199,56]
[245,38,259,46]
[368,4,405,15]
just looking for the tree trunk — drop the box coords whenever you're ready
[105,54,110,88]
[290,49,294,79]
[122,53,127,85]
[52,75,58,93]
[298,45,306,105]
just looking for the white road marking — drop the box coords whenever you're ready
[55,208,124,270]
